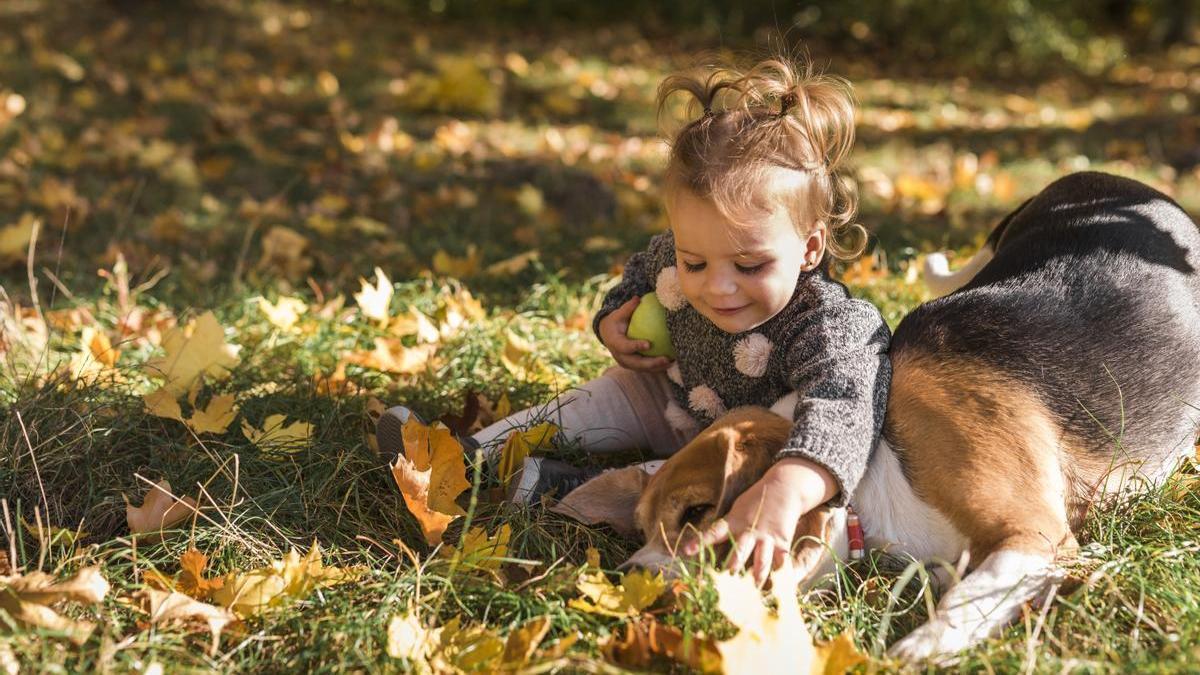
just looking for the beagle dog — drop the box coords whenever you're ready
[552,172,1200,662]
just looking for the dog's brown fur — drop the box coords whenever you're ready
[885,350,1079,564]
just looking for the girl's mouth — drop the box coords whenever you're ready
[712,304,748,316]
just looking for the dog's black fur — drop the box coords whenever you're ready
[893,171,1200,465]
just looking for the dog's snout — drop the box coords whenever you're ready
[616,559,646,573]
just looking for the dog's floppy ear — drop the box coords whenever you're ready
[714,415,791,516]
[549,466,648,538]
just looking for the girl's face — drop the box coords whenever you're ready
[669,189,824,334]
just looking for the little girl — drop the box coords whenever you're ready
[379,57,891,582]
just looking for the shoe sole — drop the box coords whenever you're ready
[376,407,416,463]
[506,457,542,505]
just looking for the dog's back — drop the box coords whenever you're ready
[895,172,1200,474]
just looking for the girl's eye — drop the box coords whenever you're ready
[683,261,706,273]
[736,262,767,275]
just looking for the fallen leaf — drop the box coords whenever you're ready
[144,386,184,422]
[126,480,198,537]
[212,542,360,617]
[354,267,393,323]
[436,390,496,437]
[341,338,436,375]
[711,564,868,675]
[434,285,485,338]
[241,414,312,453]
[496,422,558,486]
[390,307,440,343]
[257,295,307,331]
[435,616,504,672]
[186,394,238,435]
[177,549,225,599]
[144,311,241,396]
[601,615,721,673]
[69,326,122,384]
[495,393,513,418]
[485,250,538,276]
[441,524,511,571]
[133,588,237,655]
[387,610,442,663]
[19,518,86,547]
[0,214,38,264]
[390,419,470,545]
[0,566,109,645]
[501,616,552,668]
[256,226,312,281]
[570,568,665,617]
[500,328,555,384]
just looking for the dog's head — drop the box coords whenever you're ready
[550,406,795,573]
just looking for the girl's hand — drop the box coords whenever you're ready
[684,457,837,586]
[598,296,673,372]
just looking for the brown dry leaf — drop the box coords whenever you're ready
[496,422,558,487]
[433,246,481,279]
[126,480,198,538]
[485,250,539,276]
[601,615,721,673]
[436,390,496,437]
[144,311,241,396]
[341,338,436,375]
[161,549,225,600]
[69,326,122,384]
[390,419,470,545]
[134,588,237,655]
[434,285,485,339]
[570,568,665,617]
[256,225,313,281]
[0,566,109,645]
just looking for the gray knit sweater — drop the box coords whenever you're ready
[593,232,891,506]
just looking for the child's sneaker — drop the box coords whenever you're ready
[507,457,602,505]
[375,405,482,465]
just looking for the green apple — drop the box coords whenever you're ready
[627,292,676,358]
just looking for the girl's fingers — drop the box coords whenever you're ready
[751,540,774,586]
[612,296,640,320]
[727,531,757,573]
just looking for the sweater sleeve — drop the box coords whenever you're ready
[592,232,675,339]
[776,298,892,507]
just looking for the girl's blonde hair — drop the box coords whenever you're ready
[657,57,866,260]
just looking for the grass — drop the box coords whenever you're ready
[2,0,1200,672]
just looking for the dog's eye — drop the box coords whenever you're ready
[679,503,714,528]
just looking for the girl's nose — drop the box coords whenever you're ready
[704,271,738,297]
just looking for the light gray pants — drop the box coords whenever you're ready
[471,366,695,459]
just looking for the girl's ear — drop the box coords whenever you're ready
[803,224,827,270]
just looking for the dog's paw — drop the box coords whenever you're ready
[887,621,970,665]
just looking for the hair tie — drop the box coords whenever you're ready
[778,92,798,117]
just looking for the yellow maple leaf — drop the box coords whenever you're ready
[125,480,198,537]
[241,414,312,453]
[0,213,37,264]
[146,549,225,601]
[432,246,481,279]
[390,419,470,545]
[500,328,555,384]
[390,307,440,343]
[435,285,485,339]
[569,568,665,617]
[144,386,184,422]
[387,610,443,664]
[19,518,86,547]
[257,295,307,331]
[211,542,360,617]
[354,267,393,323]
[186,394,238,435]
[341,337,435,375]
[144,311,241,396]
[712,565,867,675]
[496,422,558,486]
[440,523,511,571]
[0,566,109,645]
